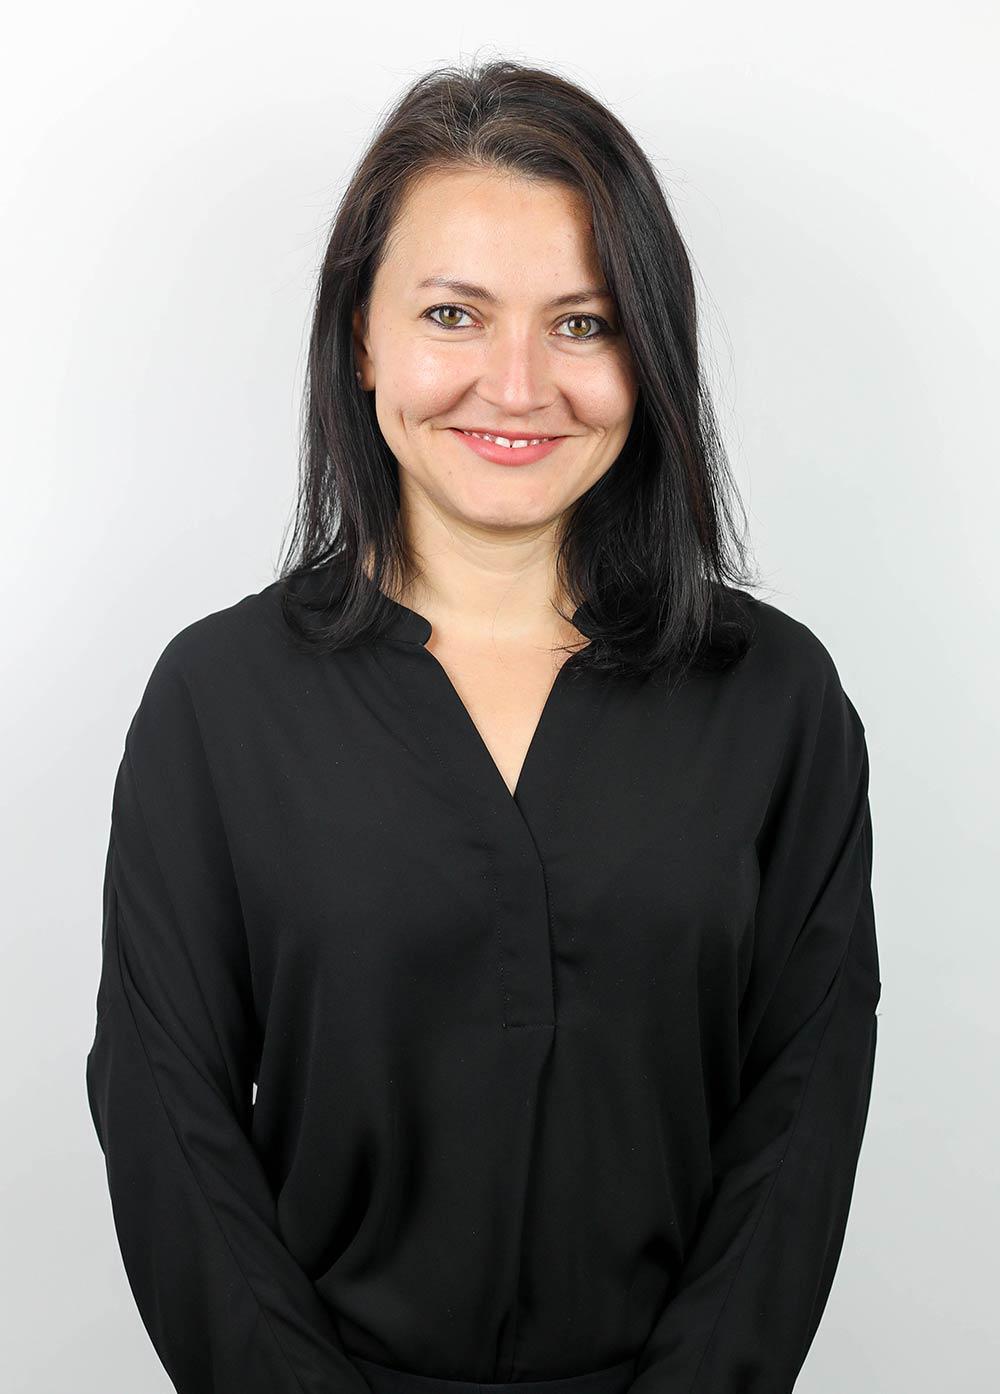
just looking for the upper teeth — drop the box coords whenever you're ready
[461,430,550,448]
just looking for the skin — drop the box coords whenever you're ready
[351,165,639,652]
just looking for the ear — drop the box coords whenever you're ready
[352,306,371,388]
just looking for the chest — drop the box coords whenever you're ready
[217,641,766,1034]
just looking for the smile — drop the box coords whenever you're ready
[458,430,556,448]
[448,428,566,467]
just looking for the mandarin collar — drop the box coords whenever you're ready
[308,553,588,647]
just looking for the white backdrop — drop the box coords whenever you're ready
[3,4,997,1390]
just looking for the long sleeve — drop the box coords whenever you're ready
[627,653,882,1394]
[85,634,373,1394]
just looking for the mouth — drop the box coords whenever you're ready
[451,428,565,444]
[447,427,567,466]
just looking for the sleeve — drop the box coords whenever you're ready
[85,636,373,1394]
[627,649,882,1394]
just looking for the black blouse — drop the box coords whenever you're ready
[85,559,881,1394]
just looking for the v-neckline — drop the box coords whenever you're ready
[367,570,595,815]
[301,552,601,824]
[368,576,592,807]
[418,644,580,806]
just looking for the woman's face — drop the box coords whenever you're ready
[353,167,638,537]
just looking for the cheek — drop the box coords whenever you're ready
[388,344,464,414]
[565,358,636,428]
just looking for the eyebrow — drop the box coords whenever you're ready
[415,276,613,309]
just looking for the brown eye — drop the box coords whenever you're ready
[557,314,609,340]
[425,304,474,329]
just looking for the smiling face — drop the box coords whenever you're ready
[352,166,638,538]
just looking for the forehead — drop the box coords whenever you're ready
[380,167,602,290]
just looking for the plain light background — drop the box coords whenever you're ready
[3,3,997,1391]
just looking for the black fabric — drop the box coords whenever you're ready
[86,559,881,1394]
[350,1351,637,1394]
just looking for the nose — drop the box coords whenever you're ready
[475,329,555,416]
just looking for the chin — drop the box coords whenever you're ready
[454,496,563,530]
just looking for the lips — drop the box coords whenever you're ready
[448,427,566,467]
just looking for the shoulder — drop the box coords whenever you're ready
[127,576,295,740]
[740,591,841,680]
[725,588,866,738]
[153,576,284,671]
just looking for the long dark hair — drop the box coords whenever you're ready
[277,55,762,683]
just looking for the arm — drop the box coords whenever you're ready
[628,654,882,1394]
[85,635,372,1394]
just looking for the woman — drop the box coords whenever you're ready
[85,58,881,1394]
